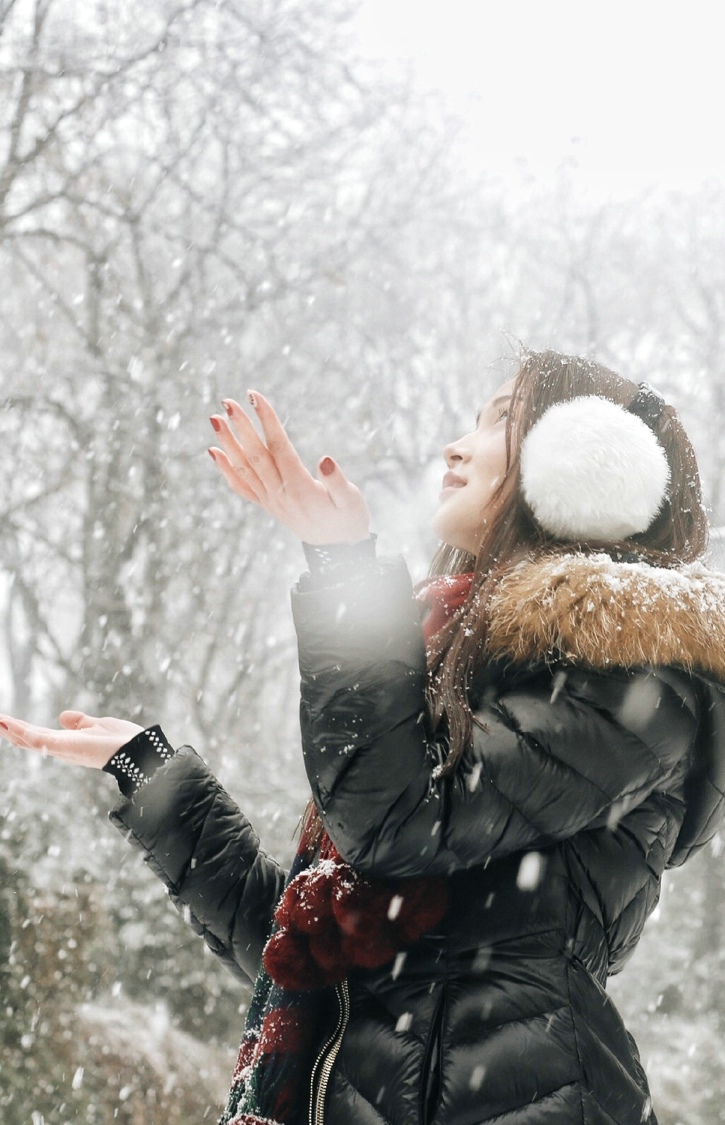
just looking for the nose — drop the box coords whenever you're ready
[443,435,469,468]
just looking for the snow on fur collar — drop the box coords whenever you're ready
[485,552,725,680]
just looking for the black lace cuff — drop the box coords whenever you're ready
[103,725,175,797]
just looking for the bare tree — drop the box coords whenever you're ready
[0,2,483,1121]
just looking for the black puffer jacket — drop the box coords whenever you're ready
[110,552,725,1125]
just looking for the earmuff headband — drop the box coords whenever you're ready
[519,391,671,542]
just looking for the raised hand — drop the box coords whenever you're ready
[208,391,370,545]
[0,711,143,769]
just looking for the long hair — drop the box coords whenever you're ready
[300,349,708,849]
[425,349,708,777]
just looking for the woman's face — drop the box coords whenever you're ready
[431,379,515,554]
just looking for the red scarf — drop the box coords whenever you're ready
[416,572,475,642]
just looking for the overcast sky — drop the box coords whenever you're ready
[353,0,725,197]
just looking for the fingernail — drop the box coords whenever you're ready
[0,721,8,730]
[248,390,257,408]
[208,448,217,462]
[210,416,221,432]
[222,400,233,416]
[320,456,335,477]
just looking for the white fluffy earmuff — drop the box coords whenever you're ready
[519,395,670,541]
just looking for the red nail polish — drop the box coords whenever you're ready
[222,400,233,416]
[210,416,221,432]
[320,457,335,477]
[208,448,217,461]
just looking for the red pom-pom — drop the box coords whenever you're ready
[308,927,348,980]
[275,864,335,935]
[263,929,326,991]
[267,850,450,989]
[332,872,397,938]
[332,868,401,969]
[341,928,399,969]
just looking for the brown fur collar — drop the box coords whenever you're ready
[486,552,725,680]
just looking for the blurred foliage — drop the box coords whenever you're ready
[610,842,725,1124]
[0,847,231,1122]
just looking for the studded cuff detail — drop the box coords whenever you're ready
[301,535,377,579]
[103,725,175,797]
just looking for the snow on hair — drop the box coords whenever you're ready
[519,395,670,541]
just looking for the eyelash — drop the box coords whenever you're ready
[496,407,509,422]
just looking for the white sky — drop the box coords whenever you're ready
[353,0,725,196]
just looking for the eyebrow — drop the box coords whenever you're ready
[476,395,511,425]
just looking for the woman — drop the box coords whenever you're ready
[2,350,725,1125]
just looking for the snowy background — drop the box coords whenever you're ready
[1,1,725,1122]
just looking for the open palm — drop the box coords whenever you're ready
[0,711,142,768]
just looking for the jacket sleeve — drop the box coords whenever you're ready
[109,745,287,984]
[291,556,700,879]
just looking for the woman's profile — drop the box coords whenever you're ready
[2,349,724,1125]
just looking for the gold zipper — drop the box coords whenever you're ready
[309,979,350,1125]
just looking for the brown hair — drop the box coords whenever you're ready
[425,349,708,777]
[300,349,708,849]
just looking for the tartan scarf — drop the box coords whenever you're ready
[218,843,327,1125]
[219,572,473,1125]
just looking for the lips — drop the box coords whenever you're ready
[439,472,466,502]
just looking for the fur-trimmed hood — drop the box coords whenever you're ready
[486,551,725,682]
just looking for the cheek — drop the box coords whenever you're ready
[492,439,509,487]
[495,427,509,466]
[475,434,508,493]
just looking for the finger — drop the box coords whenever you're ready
[317,456,344,496]
[0,714,32,740]
[220,400,283,489]
[248,391,310,481]
[209,447,264,503]
[59,710,93,729]
[209,415,259,482]
[210,415,276,498]
[0,715,23,748]
[0,717,57,753]
[316,457,360,508]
